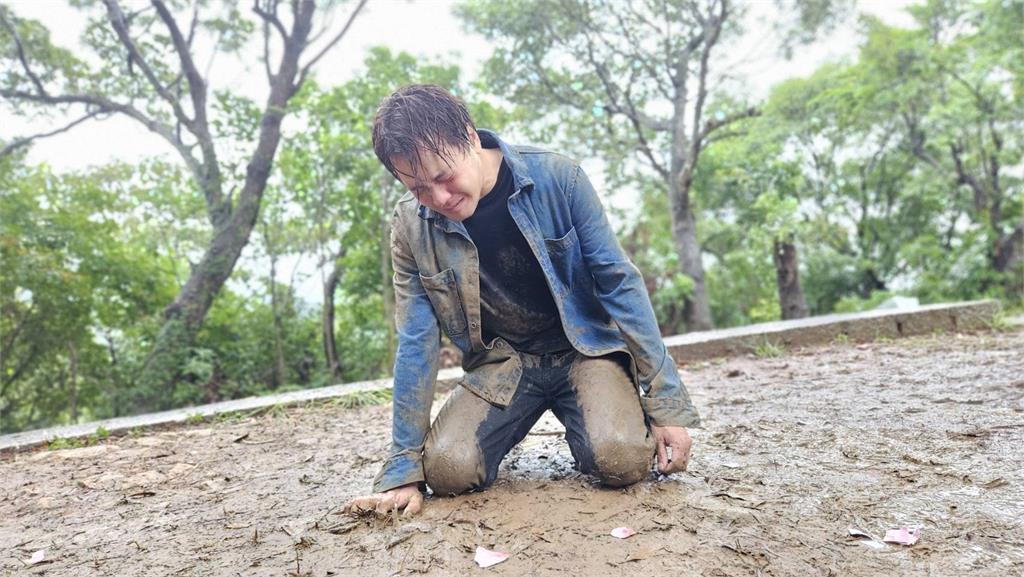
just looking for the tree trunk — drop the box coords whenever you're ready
[773,239,809,320]
[995,222,1024,296]
[858,268,887,299]
[139,5,317,407]
[268,247,287,390]
[322,258,343,379]
[669,182,714,332]
[662,2,729,334]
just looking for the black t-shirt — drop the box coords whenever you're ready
[463,157,572,355]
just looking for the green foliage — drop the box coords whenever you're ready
[0,159,178,432]
[833,291,894,313]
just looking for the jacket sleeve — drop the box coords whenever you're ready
[372,213,441,493]
[568,165,701,428]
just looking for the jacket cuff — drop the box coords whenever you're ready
[372,449,425,493]
[640,396,702,428]
[639,354,701,428]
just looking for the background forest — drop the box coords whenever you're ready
[1,0,1021,434]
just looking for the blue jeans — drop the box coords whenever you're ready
[423,351,656,496]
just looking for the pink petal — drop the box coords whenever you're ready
[474,546,510,568]
[883,527,921,545]
[610,526,637,539]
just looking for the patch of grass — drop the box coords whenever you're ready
[985,310,1013,332]
[128,426,146,438]
[265,403,289,419]
[214,411,245,425]
[46,426,112,450]
[47,436,85,450]
[875,335,895,344]
[185,412,205,425]
[754,339,785,358]
[332,389,393,409]
[832,332,850,345]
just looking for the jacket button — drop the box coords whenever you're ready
[471,322,479,328]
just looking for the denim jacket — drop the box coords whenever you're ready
[373,130,701,493]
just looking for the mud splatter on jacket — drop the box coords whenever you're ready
[373,130,701,493]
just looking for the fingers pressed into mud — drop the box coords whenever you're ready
[346,494,383,514]
[403,491,423,516]
[344,490,423,518]
[655,440,669,472]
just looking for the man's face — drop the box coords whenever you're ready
[390,130,489,222]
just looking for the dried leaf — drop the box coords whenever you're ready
[982,477,1007,489]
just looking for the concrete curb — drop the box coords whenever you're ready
[0,299,1001,452]
[664,299,1001,362]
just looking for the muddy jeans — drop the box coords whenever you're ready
[423,350,656,496]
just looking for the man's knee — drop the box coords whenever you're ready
[589,433,654,487]
[423,434,487,496]
[568,354,653,487]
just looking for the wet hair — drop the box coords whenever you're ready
[372,84,475,180]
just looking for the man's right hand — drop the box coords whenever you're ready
[344,483,423,516]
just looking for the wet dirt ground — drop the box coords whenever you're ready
[2,329,1023,576]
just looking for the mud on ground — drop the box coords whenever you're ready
[2,330,1023,576]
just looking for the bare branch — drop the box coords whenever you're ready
[696,106,759,145]
[1,304,35,368]
[900,111,943,170]
[295,0,369,91]
[151,0,208,131]
[252,0,289,43]
[950,141,987,214]
[0,11,48,96]
[1,110,104,158]
[615,4,674,100]
[689,0,726,153]
[151,0,224,219]
[102,0,195,129]
[0,88,202,180]
[262,20,274,83]
[186,1,200,48]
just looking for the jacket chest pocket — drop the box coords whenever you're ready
[418,268,469,336]
[544,226,583,291]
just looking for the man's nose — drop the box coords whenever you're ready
[432,186,454,207]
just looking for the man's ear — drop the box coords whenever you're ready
[467,125,481,149]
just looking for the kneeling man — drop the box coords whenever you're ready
[348,84,700,515]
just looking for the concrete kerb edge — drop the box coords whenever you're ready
[664,299,1000,362]
[0,299,1001,453]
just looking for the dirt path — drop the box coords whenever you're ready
[3,330,1023,576]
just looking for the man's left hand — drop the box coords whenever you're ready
[650,425,692,474]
